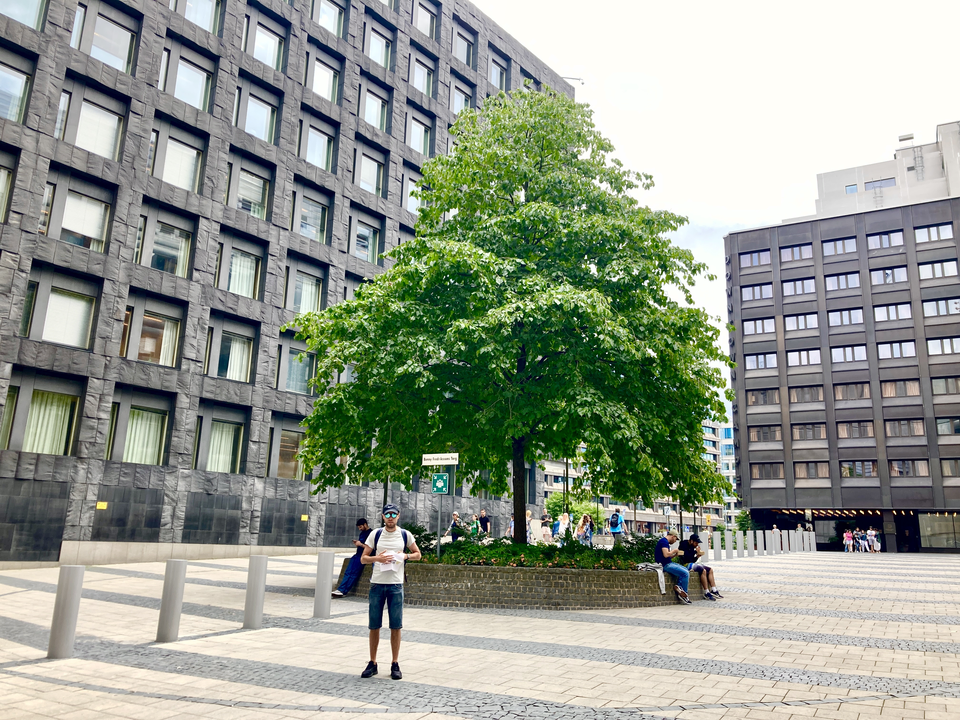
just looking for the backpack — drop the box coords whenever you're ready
[610,513,621,531]
[373,527,412,554]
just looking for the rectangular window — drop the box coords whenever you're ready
[877,341,916,359]
[359,154,384,195]
[941,459,960,477]
[409,116,431,155]
[245,16,285,71]
[40,170,113,252]
[750,463,783,479]
[77,100,123,160]
[412,59,434,96]
[744,353,777,370]
[784,313,818,331]
[135,207,192,279]
[367,28,391,68]
[889,459,929,477]
[831,345,867,363]
[283,255,326,314]
[746,388,779,406]
[932,378,960,395]
[158,40,213,112]
[363,88,388,131]
[825,273,860,291]
[741,284,773,301]
[305,125,334,171]
[875,303,912,321]
[838,421,874,439]
[225,154,273,221]
[884,419,924,437]
[748,425,781,442]
[742,318,775,335]
[739,250,770,268]
[452,81,472,114]
[285,347,314,394]
[297,194,328,243]
[414,1,437,38]
[354,220,380,263]
[0,0,47,30]
[822,237,857,256]
[790,385,823,403]
[204,315,257,383]
[919,261,959,280]
[792,424,827,440]
[864,178,895,191]
[311,58,340,103]
[19,267,98,350]
[313,0,344,36]
[242,93,276,143]
[787,349,820,366]
[871,266,909,284]
[867,231,903,249]
[86,10,137,73]
[834,383,870,400]
[170,0,220,34]
[840,461,878,477]
[490,56,507,91]
[937,418,960,435]
[276,429,305,480]
[915,224,954,243]
[149,123,204,192]
[206,420,243,472]
[927,337,960,356]
[828,308,863,326]
[923,298,960,317]
[794,462,829,479]
[845,184,857,194]
[780,244,812,262]
[782,278,816,296]
[881,380,920,398]
[454,29,474,67]
[120,298,181,367]
[0,59,30,124]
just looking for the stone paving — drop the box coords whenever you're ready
[1,552,960,719]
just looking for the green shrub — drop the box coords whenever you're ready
[425,533,659,569]
[401,522,437,552]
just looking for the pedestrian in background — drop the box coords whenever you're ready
[478,509,491,536]
[332,518,371,598]
[575,514,592,546]
[469,514,480,537]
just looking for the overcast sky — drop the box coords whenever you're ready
[471,0,960,377]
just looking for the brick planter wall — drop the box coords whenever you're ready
[336,559,703,609]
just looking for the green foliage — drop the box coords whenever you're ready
[401,522,436,552]
[429,535,659,569]
[735,509,754,533]
[544,494,605,530]
[292,87,731,541]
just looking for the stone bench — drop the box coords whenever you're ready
[336,558,703,610]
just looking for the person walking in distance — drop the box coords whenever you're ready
[332,518,371,597]
[359,504,421,680]
[478,509,491,536]
[575,513,592,546]
[610,507,624,545]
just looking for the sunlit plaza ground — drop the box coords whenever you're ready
[1,552,959,720]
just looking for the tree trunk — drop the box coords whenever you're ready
[512,436,528,544]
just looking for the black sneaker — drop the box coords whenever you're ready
[704,591,716,601]
[391,662,402,680]
[361,661,377,678]
[675,586,689,603]
[712,590,724,599]
[679,593,691,605]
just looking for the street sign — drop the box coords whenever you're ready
[431,473,449,494]
[422,453,459,466]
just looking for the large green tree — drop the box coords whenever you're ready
[294,87,731,543]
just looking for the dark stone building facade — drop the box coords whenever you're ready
[726,198,960,552]
[0,0,571,561]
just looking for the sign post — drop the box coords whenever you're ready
[423,454,458,560]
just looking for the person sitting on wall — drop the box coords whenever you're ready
[655,530,690,604]
[332,518,372,598]
[678,533,723,601]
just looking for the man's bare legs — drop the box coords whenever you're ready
[368,628,402,663]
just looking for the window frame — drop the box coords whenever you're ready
[742,317,775,335]
[450,75,474,114]
[0,49,33,125]
[741,283,773,302]
[0,370,83,455]
[353,141,387,198]
[915,223,954,243]
[0,0,48,31]
[923,298,960,317]
[405,104,433,156]
[789,385,823,403]
[830,345,867,363]
[283,253,327,314]
[39,167,114,252]
[744,353,777,370]
[266,413,308,480]
[824,272,860,291]
[169,0,221,35]
[412,0,438,40]
[275,332,316,396]
[290,183,333,245]
[834,383,870,400]
[233,76,280,145]
[215,231,265,300]
[193,402,247,473]
[19,265,99,350]
[488,49,508,91]
[782,278,816,296]
[452,21,476,68]
[401,165,422,217]
[919,260,959,280]
[56,77,127,162]
[746,388,779,406]
[871,266,909,285]
[786,349,820,367]
[792,423,827,441]
[148,118,205,193]
[359,77,391,133]
[204,313,258,383]
[242,7,287,72]
[881,380,920,398]
[363,16,394,70]
[119,291,184,368]
[135,204,194,279]
[105,387,172,464]
[349,206,384,264]
[312,0,346,38]
[889,459,929,477]
[874,303,912,322]
[840,460,878,477]
[883,419,924,438]
[927,337,960,356]
[750,463,784,479]
[297,111,338,174]
[836,421,874,439]
[793,461,830,478]
[784,313,818,331]
[822,237,857,256]
[932,378,960,396]
[408,50,436,97]
[70,0,139,74]
[738,250,771,268]
[305,45,343,105]
[877,341,917,359]
[158,37,215,112]
[747,425,781,443]
[780,244,812,262]
[224,151,273,221]
[828,308,864,326]
[866,230,903,249]
[0,148,17,224]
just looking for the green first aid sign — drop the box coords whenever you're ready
[431,473,449,494]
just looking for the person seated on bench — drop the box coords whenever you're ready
[678,533,723,601]
[655,530,690,604]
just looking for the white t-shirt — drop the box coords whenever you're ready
[365,528,407,585]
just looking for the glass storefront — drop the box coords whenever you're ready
[919,513,960,549]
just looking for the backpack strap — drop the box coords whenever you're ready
[373,527,410,554]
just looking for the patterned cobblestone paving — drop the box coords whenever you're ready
[2,552,959,719]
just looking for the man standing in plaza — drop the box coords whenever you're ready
[360,504,421,680]
[478,509,491,536]
[610,507,624,544]
[332,518,371,598]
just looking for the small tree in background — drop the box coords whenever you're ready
[294,87,731,544]
[736,509,754,533]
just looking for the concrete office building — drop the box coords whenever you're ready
[0,0,572,563]
[727,122,960,552]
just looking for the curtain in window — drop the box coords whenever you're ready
[76,101,122,160]
[286,349,312,393]
[223,334,252,382]
[159,318,179,367]
[42,289,94,348]
[0,387,17,450]
[228,250,258,297]
[208,420,240,473]
[295,273,321,313]
[124,407,166,464]
[152,223,191,278]
[62,192,108,251]
[277,429,304,480]
[163,139,201,192]
[23,390,76,455]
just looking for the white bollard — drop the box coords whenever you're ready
[156,559,188,643]
[713,531,722,561]
[48,565,85,659]
[724,530,733,559]
[811,531,818,552]
[756,529,765,556]
[803,532,810,552]
[243,555,269,630]
[747,530,755,557]
[783,531,791,553]
[313,551,335,619]
[736,530,744,558]
[768,530,778,555]
[791,530,798,552]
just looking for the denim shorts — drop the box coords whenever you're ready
[368,582,404,630]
